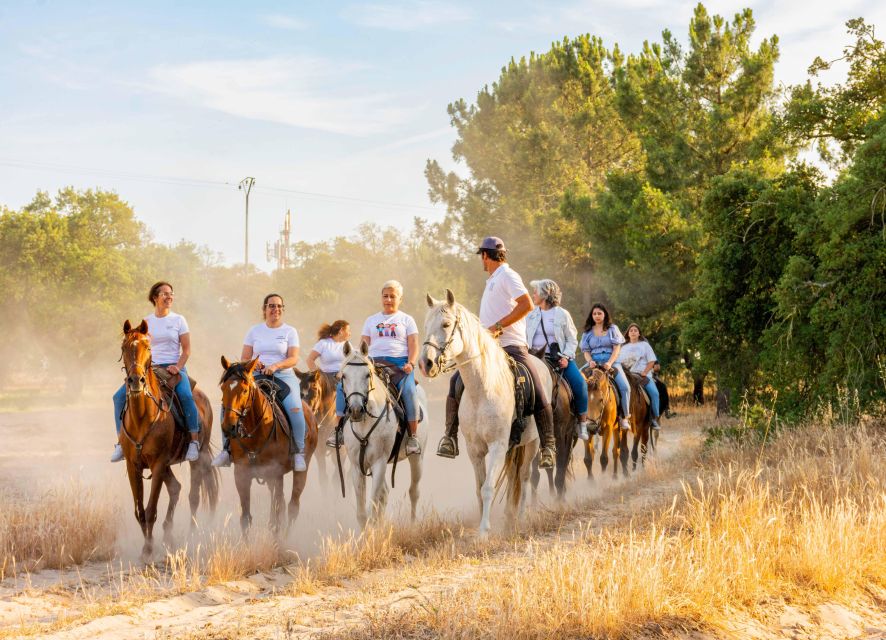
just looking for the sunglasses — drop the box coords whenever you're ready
[265,304,284,310]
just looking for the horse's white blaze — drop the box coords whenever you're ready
[422,293,547,535]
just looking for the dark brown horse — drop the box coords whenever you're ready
[624,372,652,470]
[530,364,577,500]
[582,367,627,479]
[119,320,219,563]
[220,357,318,534]
[295,368,338,492]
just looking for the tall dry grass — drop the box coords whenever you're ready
[0,483,118,578]
[337,413,886,639]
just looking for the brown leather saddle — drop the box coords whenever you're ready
[152,366,198,434]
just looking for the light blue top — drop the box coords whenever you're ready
[580,324,625,358]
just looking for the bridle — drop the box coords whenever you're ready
[118,337,170,464]
[219,371,276,466]
[341,358,384,420]
[585,367,614,428]
[423,309,478,375]
[340,355,393,477]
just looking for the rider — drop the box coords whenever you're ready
[306,320,351,443]
[111,281,201,463]
[525,278,592,441]
[619,323,662,431]
[580,303,632,430]
[329,280,422,456]
[211,293,308,472]
[436,237,557,468]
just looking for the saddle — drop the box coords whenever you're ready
[152,366,198,434]
[538,358,578,417]
[626,371,652,407]
[506,356,536,447]
[372,358,425,432]
[253,374,293,441]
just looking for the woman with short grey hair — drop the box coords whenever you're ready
[525,279,591,441]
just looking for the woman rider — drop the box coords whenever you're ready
[580,303,632,430]
[305,320,350,438]
[211,293,308,471]
[525,279,592,441]
[618,323,662,430]
[111,281,201,463]
[330,280,422,456]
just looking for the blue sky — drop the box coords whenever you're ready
[2,0,883,270]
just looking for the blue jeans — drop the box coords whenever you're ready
[336,356,418,421]
[113,366,201,435]
[591,353,631,415]
[273,369,307,453]
[560,359,589,415]
[643,374,660,418]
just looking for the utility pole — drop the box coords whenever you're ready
[238,177,255,274]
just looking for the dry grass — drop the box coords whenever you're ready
[334,414,886,639]
[0,482,118,578]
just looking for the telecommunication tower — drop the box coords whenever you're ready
[266,209,295,270]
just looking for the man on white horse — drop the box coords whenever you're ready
[436,237,557,468]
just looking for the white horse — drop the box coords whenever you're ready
[339,341,427,528]
[420,290,544,536]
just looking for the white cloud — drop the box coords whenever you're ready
[149,56,418,136]
[260,14,310,30]
[341,1,472,31]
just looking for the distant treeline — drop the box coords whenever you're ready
[1,5,883,417]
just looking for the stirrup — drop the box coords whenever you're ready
[436,435,458,459]
[539,446,555,469]
[326,429,343,449]
[406,436,422,456]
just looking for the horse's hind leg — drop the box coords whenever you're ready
[619,430,630,476]
[631,435,640,471]
[162,469,182,547]
[407,454,422,523]
[584,441,595,481]
[288,466,307,533]
[269,475,285,534]
[529,455,540,503]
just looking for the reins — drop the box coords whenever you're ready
[221,375,279,469]
[119,344,172,470]
[423,310,481,373]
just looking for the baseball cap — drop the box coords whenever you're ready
[475,236,507,254]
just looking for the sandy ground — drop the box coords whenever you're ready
[2,398,885,639]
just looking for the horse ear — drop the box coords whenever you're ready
[360,341,369,356]
[137,319,149,334]
[246,358,261,374]
[294,367,306,381]
[343,341,352,357]
[123,319,132,333]
[446,289,456,306]
[221,355,230,370]
[426,293,436,307]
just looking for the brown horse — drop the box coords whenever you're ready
[582,367,628,479]
[530,364,577,500]
[294,368,338,492]
[219,357,318,534]
[119,320,219,563]
[624,372,652,470]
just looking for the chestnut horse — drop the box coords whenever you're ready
[530,365,577,501]
[295,368,338,491]
[624,372,652,470]
[219,357,318,534]
[582,367,628,479]
[119,320,219,563]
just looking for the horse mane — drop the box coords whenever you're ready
[219,361,251,385]
[450,302,512,398]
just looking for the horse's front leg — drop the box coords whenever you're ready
[554,436,572,500]
[466,444,487,529]
[584,438,595,481]
[234,464,253,536]
[369,458,389,525]
[126,460,147,538]
[619,429,630,476]
[529,455,540,503]
[407,451,423,523]
[517,441,539,522]
[269,474,285,533]
[142,464,167,563]
[480,441,507,537]
[162,469,182,548]
[289,465,308,532]
[350,462,368,529]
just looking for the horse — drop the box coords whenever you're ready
[530,363,577,501]
[420,290,545,536]
[338,341,427,528]
[119,319,219,563]
[624,372,653,469]
[219,356,318,534]
[582,367,626,479]
[295,368,339,491]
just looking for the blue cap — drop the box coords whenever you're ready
[476,236,507,253]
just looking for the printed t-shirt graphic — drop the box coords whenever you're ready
[361,311,418,359]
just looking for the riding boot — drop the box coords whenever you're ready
[535,405,556,469]
[436,395,460,458]
[326,415,346,448]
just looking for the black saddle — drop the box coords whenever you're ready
[371,358,425,432]
[506,356,537,447]
[253,374,293,439]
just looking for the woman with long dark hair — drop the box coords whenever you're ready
[579,303,632,430]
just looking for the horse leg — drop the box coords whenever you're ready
[407,452,422,523]
[518,442,538,521]
[269,474,285,534]
[554,438,571,500]
[162,469,182,548]
[619,429,630,476]
[480,442,506,537]
[584,440,595,481]
[631,432,640,471]
[234,465,253,536]
[545,466,555,498]
[467,445,488,529]
[315,443,328,494]
[289,466,307,532]
[126,461,147,541]
[529,455,540,503]
[350,465,368,529]
[141,464,167,563]
[369,459,389,525]
[188,458,202,531]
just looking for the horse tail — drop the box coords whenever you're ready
[507,446,525,508]
[199,442,221,513]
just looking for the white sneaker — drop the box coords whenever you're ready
[576,422,590,442]
[211,449,232,467]
[110,443,124,463]
[405,436,422,456]
[651,419,661,431]
[620,417,631,430]
[293,453,307,472]
[185,441,200,462]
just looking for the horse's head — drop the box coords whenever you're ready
[219,355,260,434]
[121,319,152,394]
[295,368,325,412]
[339,341,375,422]
[421,289,467,378]
[585,367,614,428]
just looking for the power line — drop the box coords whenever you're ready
[0,158,442,212]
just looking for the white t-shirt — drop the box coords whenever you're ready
[146,312,189,366]
[618,341,658,375]
[311,337,346,373]
[479,263,530,348]
[531,308,558,351]
[243,322,299,368]
[361,311,418,359]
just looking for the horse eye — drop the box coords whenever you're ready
[442,322,451,328]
